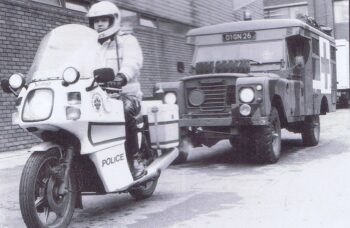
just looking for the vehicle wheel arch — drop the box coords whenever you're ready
[271,95,287,128]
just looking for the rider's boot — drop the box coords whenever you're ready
[131,153,146,179]
[127,130,146,180]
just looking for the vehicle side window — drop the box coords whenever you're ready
[287,35,310,78]
[287,36,310,65]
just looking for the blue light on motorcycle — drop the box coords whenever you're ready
[63,67,80,85]
[66,106,81,120]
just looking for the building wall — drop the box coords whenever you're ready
[0,0,262,152]
[0,0,87,152]
[264,0,335,29]
[233,0,265,21]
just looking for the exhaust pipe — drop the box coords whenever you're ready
[132,147,179,185]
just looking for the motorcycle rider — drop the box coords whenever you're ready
[87,1,145,179]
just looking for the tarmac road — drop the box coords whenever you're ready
[0,109,349,228]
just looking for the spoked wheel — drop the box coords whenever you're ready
[19,149,76,228]
[129,177,159,200]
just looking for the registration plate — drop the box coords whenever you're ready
[223,31,256,42]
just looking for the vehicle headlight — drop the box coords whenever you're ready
[23,89,53,121]
[9,73,25,90]
[188,89,205,106]
[239,87,255,103]
[62,67,80,85]
[164,92,177,104]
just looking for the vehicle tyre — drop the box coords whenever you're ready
[302,115,320,146]
[129,177,159,200]
[19,149,77,228]
[250,107,281,164]
[229,134,250,160]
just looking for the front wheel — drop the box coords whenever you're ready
[129,177,159,200]
[19,149,76,228]
[250,107,282,164]
[302,115,320,146]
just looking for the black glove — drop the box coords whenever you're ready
[106,73,127,88]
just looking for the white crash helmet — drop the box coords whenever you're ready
[86,1,121,39]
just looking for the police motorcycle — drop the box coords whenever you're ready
[1,24,179,228]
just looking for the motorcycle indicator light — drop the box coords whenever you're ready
[68,92,81,105]
[163,92,177,104]
[66,106,81,120]
[63,67,80,85]
[9,73,25,90]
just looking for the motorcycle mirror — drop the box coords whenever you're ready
[1,79,12,93]
[94,68,115,83]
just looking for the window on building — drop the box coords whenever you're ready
[65,0,89,12]
[158,20,193,34]
[334,0,349,23]
[32,0,90,12]
[264,3,308,19]
[139,16,158,28]
[32,0,62,6]
[121,9,138,29]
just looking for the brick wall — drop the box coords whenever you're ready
[113,0,234,27]
[0,0,87,152]
[233,0,264,21]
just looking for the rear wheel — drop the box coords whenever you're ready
[19,149,76,228]
[250,107,281,164]
[302,115,320,146]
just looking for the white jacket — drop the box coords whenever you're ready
[100,31,143,99]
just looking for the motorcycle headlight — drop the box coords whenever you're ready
[9,73,25,90]
[62,67,80,85]
[22,89,53,121]
[163,92,177,104]
[239,87,255,103]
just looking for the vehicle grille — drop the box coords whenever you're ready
[199,81,226,112]
[186,80,235,113]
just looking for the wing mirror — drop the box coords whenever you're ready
[94,68,115,83]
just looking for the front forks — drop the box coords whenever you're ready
[50,145,74,195]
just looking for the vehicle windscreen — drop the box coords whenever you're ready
[193,40,284,65]
[27,24,102,81]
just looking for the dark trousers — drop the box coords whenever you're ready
[121,94,141,161]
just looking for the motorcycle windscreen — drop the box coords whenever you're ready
[27,24,103,81]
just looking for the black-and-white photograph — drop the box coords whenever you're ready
[0,0,349,227]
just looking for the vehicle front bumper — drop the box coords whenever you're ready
[179,116,269,127]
